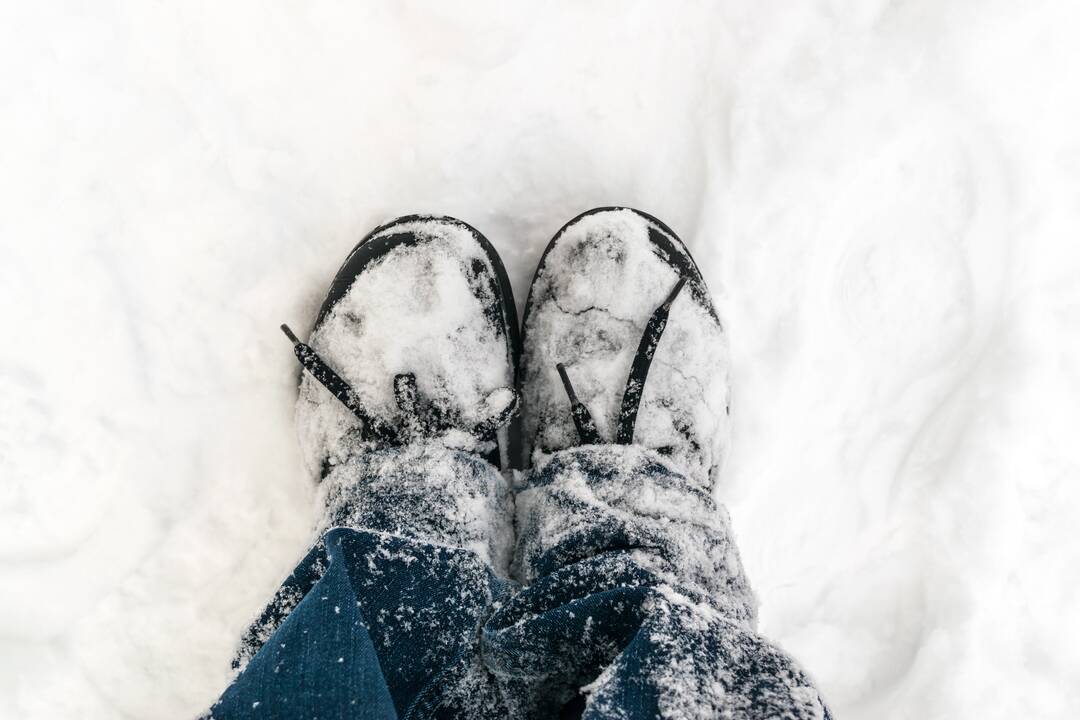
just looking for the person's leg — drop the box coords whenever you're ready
[486,446,827,718]
[488,208,830,718]
[208,445,515,720]
[206,216,521,719]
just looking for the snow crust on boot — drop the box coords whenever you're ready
[521,208,731,490]
[295,216,517,479]
[317,442,515,574]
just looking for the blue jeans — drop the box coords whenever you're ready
[206,445,830,719]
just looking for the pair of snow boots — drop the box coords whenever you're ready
[283,207,731,491]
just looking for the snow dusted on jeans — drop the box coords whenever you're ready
[214,443,829,718]
[491,445,828,718]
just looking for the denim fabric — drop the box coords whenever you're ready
[206,446,830,719]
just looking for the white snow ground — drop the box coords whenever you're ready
[1,0,1078,717]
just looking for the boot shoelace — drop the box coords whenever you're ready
[556,275,686,446]
[279,273,683,449]
[280,324,518,446]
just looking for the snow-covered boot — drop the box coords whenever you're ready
[519,206,731,489]
[287,214,520,474]
[282,215,520,571]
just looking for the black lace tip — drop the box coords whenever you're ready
[556,362,603,445]
[280,323,301,345]
[556,363,578,403]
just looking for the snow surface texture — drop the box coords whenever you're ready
[1,1,1077,718]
